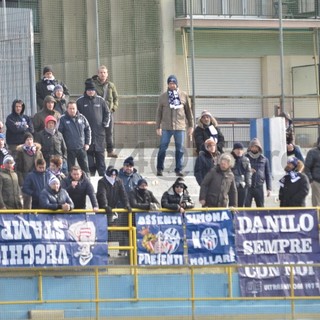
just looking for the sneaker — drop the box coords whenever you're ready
[156,170,163,176]
[107,152,118,158]
[176,171,184,177]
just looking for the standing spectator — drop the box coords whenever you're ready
[231,142,252,207]
[33,95,60,133]
[156,75,194,177]
[22,158,52,209]
[118,156,143,194]
[279,157,309,207]
[34,115,67,171]
[0,155,22,209]
[52,84,68,115]
[279,111,294,145]
[0,134,10,166]
[47,156,66,182]
[194,110,225,154]
[77,79,110,176]
[5,99,34,158]
[15,133,43,186]
[39,176,74,212]
[36,66,69,111]
[58,101,91,175]
[129,178,160,212]
[194,138,220,185]
[304,137,320,206]
[161,177,194,213]
[97,166,131,253]
[62,166,99,211]
[245,138,272,207]
[199,154,237,208]
[92,65,119,158]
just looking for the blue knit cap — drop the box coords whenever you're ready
[167,75,178,85]
[287,157,298,168]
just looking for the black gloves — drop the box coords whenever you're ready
[105,206,113,214]
[126,205,132,212]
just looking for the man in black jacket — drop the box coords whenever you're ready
[97,166,131,254]
[77,79,110,176]
[304,137,320,206]
[62,166,99,211]
[36,66,69,111]
[58,101,91,176]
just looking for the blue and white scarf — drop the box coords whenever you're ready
[168,89,183,109]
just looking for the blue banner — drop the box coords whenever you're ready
[185,210,235,265]
[235,209,320,296]
[136,212,184,265]
[0,213,108,267]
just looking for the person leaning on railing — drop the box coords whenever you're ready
[39,176,74,212]
[129,178,160,225]
[161,177,194,214]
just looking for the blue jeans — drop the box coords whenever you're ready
[157,130,185,173]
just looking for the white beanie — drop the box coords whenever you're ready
[48,176,60,186]
[3,155,15,165]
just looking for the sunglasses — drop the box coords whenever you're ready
[175,184,185,188]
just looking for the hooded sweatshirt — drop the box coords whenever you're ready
[5,99,34,145]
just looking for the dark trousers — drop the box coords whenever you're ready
[237,186,248,207]
[245,185,264,207]
[105,113,114,153]
[87,149,106,176]
[67,149,89,175]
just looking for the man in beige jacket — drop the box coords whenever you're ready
[155,75,194,177]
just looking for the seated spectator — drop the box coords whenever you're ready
[118,156,143,194]
[199,154,237,208]
[39,176,74,212]
[0,133,10,166]
[5,99,34,158]
[161,177,194,214]
[279,157,310,207]
[52,84,68,115]
[194,138,220,185]
[34,115,67,172]
[15,133,43,186]
[62,166,99,211]
[33,95,60,133]
[194,110,224,154]
[22,158,52,209]
[0,155,22,209]
[129,178,160,224]
[47,155,66,182]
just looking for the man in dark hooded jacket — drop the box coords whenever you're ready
[77,79,110,176]
[5,99,34,157]
[161,177,194,213]
[96,166,131,254]
[245,138,272,207]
